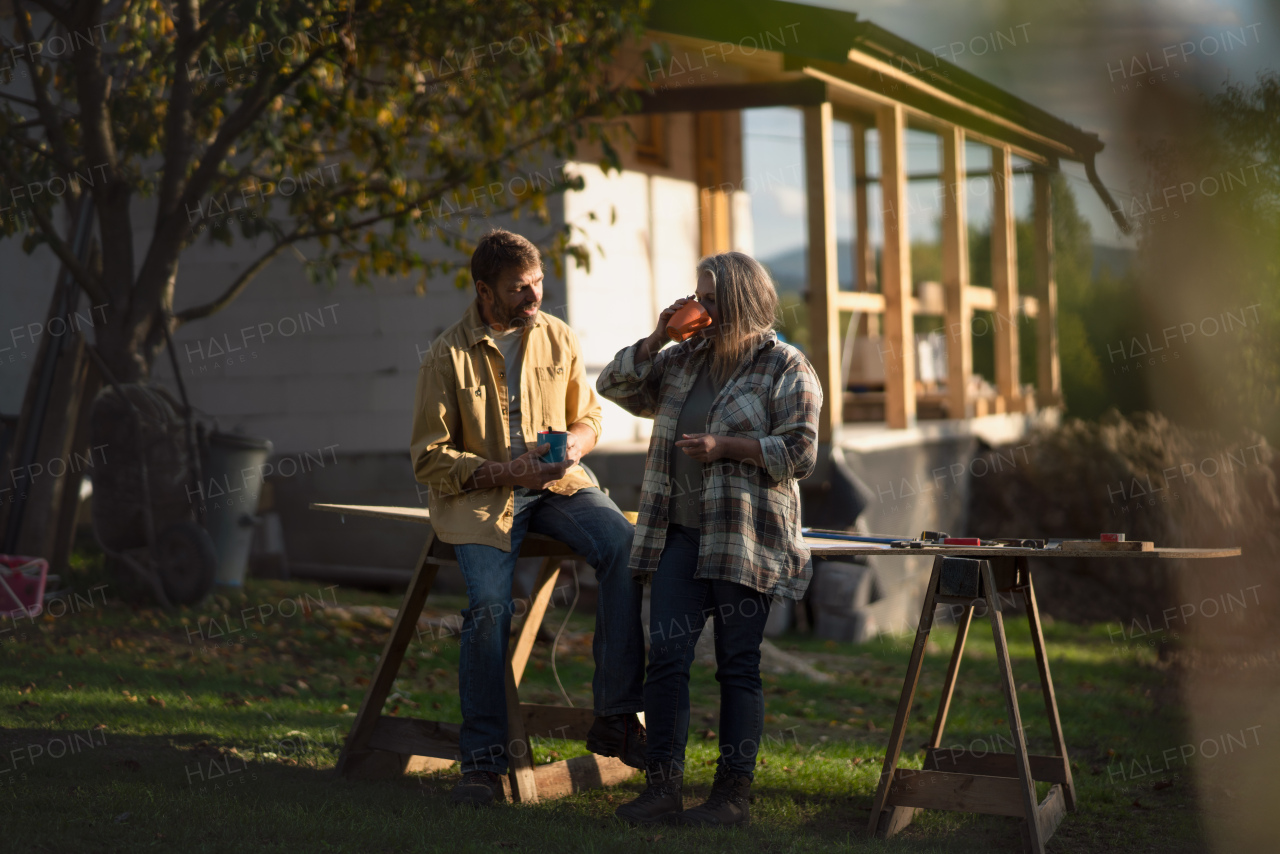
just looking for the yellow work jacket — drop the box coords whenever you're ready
[410,300,602,550]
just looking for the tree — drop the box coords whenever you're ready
[1,0,648,383]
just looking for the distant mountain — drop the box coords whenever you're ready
[1092,243,1135,280]
[762,240,1135,292]
[760,241,856,293]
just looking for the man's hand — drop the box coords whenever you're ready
[675,433,724,463]
[506,444,572,489]
[467,444,571,491]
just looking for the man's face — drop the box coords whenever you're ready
[478,265,544,329]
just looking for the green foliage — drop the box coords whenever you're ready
[0,0,649,374]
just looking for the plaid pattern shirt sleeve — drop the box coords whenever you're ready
[597,333,822,601]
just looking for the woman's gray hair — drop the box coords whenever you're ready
[696,251,779,384]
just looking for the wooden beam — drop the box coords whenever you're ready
[1023,784,1067,850]
[923,748,1070,784]
[804,101,842,443]
[941,124,972,421]
[876,101,915,428]
[1033,171,1062,407]
[520,704,595,742]
[510,558,560,686]
[928,603,971,746]
[335,533,440,778]
[525,754,637,800]
[835,291,886,314]
[982,560,1045,852]
[886,768,1027,817]
[991,144,1020,409]
[853,121,876,338]
[966,287,1038,316]
[366,715,462,760]
[632,78,828,114]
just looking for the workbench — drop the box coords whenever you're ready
[802,536,1241,853]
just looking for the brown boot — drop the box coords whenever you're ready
[674,768,751,827]
[614,762,683,825]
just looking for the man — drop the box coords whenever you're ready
[411,228,646,806]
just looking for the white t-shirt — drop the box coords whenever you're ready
[490,326,527,458]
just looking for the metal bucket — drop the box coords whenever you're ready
[203,431,273,587]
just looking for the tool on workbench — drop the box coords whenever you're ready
[800,528,914,544]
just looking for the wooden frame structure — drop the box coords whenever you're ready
[628,0,1139,431]
[314,503,636,802]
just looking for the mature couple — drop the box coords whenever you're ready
[410,229,822,826]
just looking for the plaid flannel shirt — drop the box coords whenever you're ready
[596,331,822,600]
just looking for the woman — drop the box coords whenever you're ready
[597,251,822,827]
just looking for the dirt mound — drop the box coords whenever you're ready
[967,410,1279,622]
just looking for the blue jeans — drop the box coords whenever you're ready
[645,524,772,778]
[452,486,644,774]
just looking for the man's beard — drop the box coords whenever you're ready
[496,297,540,327]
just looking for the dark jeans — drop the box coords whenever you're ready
[452,486,644,775]
[645,523,771,778]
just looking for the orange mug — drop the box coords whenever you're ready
[666,300,712,343]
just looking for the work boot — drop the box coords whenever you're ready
[614,762,683,825]
[450,770,504,806]
[675,767,751,827]
[586,712,647,769]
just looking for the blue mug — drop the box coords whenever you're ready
[537,430,569,463]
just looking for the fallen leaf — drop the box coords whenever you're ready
[1153,780,1174,791]
[279,684,299,697]
[1131,799,1149,810]
[53,712,70,722]
[147,696,166,708]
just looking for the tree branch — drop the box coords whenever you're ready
[13,1,78,177]
[0,160,108,305]
[154,0,199,225]
[173,238,292,323]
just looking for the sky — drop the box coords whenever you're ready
[743,0,1280,260]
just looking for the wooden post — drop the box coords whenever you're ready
[853,121,876,338]
[804,102,842,443]
[877,103,915,429]
[991,144,1020,411]
[696,112,731,255]
[941,125,972,420]
[1033,170,1061,408]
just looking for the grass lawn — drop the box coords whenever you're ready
[2,560,1207,852]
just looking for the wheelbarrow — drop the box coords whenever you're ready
[84,346,216,608]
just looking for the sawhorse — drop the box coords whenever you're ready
[867,555,1075,853]
[312,503,637,802]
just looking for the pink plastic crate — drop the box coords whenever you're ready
[0,555,48,618]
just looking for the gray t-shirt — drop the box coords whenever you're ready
[668,365,723,528]
[491,326,527,459]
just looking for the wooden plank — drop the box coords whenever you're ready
[804,101,842,443]
[982,560,1044,853]
[335,532,440,778]
[528,753,638,800]
[633,78,828,114]
[504,657,538,802]
[941,123,972,421]
[1024,784,1067,849]
[510,557,560,686]
[886,769,1027,817]
[876,101,915,429]
[802,543,1240,559]
[991,144,1021,408]
[366,715,462,760]
[405,755,456,774]
[966,287,1037,315]
[929,603,972,746]
[1059,539,1154,552]
[521,704,595,742]
[835,291,886,314]
[696,112,731,255]
[1022,567,1077,810]
[868,556,943,836]
[1033,170,1062,407]
[853,120,877,338]
[924,749,1069,784]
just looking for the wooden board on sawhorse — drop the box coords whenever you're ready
[312,503,638,803]
[867,555,1075,854]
